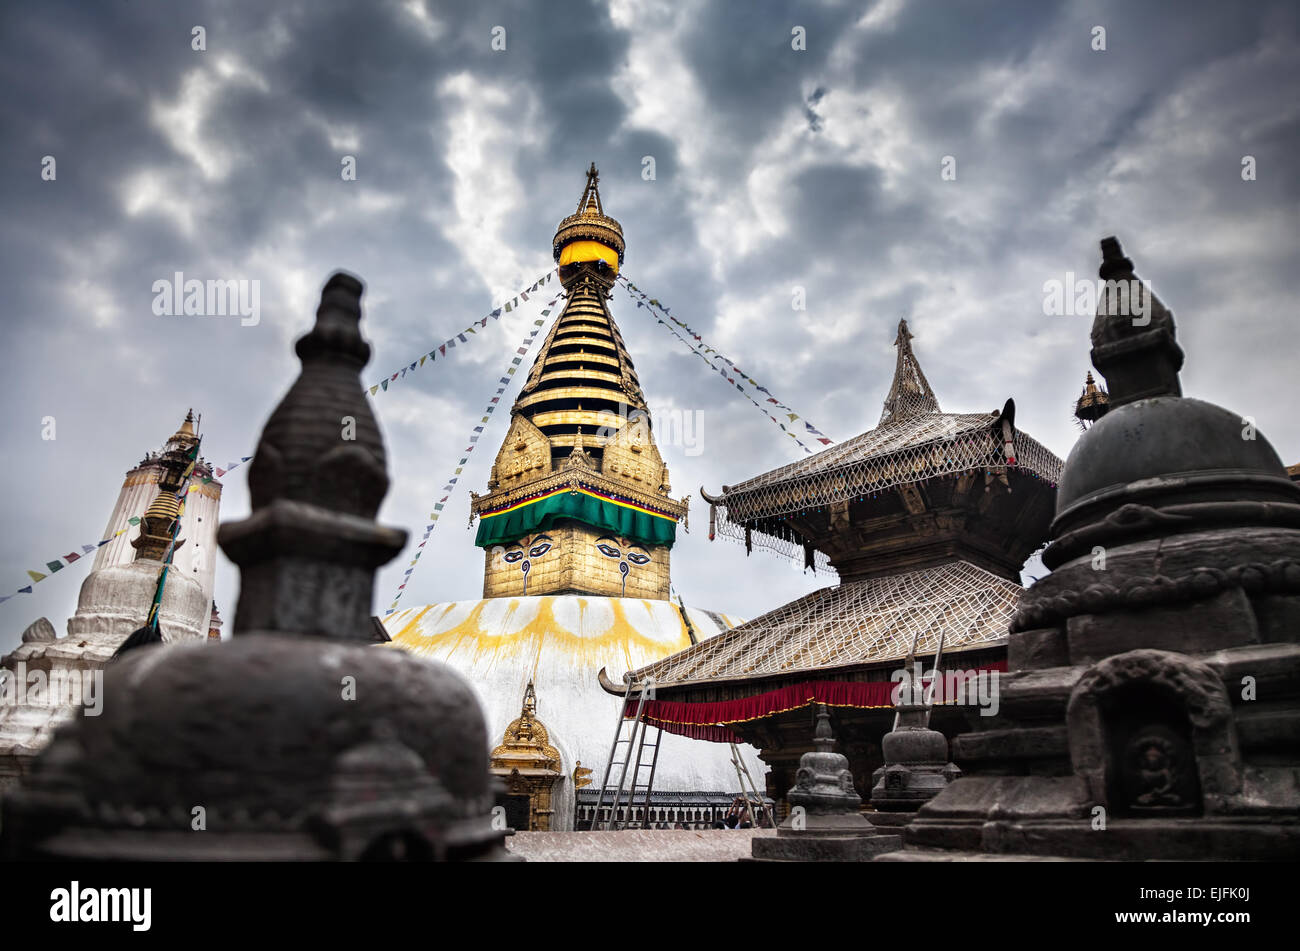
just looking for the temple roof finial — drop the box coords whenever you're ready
[1074,370,1110,429]
[554,164,625,277]
[164,408,200,455]
[879,318,941,424]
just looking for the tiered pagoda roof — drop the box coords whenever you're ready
[619,320,1063,694]
[704,319,1062,578]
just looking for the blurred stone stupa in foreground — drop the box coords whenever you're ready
[1,273,512,861]
[886,238,1300,861]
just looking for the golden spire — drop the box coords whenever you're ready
[513,273,647,462]
[553,163,625,283]
[470,165,687,601]
[1074,370,1110,428]
[156,408,202,494]
[490,682,560,768]
[132,491,184,562]
[577,162,603,216]
[168,408,199,448]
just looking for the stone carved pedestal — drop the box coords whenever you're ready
[885,238,1300,861]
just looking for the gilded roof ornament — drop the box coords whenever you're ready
[553,163,625,270]
[1074,371,1110,429]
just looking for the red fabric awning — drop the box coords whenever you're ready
[632,663,1007,744]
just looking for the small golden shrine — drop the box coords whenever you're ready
[489,682,564,831]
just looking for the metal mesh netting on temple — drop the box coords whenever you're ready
[629,559,1020,689]
[702,320,1063,567]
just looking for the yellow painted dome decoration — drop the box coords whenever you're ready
[383,595,752,830]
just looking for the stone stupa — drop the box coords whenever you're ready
[888,237,1300,861]
[1,273,514,862]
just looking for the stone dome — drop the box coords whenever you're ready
[1053,396,1299,536]
[4,635,503,860]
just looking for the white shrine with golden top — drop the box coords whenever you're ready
[383,167,760,830]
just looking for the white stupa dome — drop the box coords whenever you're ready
[382,595,765,830]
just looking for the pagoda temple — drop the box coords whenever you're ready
[382,166,759,830]
[605,320,1064,817]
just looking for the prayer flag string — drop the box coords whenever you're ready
[1,280,558,610]
[617,274,833,455]
[367,271,553,396]
[384,291,564,615]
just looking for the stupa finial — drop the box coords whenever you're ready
[1089,236,1183,407]
[812,703,836,754]
[553,163,625,282]
[218,272,407,641]
[578,162,602,215]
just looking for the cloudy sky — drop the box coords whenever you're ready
[2,0,1297,653]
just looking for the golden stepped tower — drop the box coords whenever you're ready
[471,165,687,600]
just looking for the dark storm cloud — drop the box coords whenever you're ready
[2,0,1297,653]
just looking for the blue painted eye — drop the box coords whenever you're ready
[626,552,651,566]
[529,543,551,558]
[503,550,523,563]
[597,544,620,558]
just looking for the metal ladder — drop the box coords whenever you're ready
[728,740,772,828]
[589,679,662,830]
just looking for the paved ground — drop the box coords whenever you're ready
[506,828,776,862]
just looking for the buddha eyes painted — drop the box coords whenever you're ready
[499,534,651,596]
[594,537,652,595]
[503,534,553,593]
